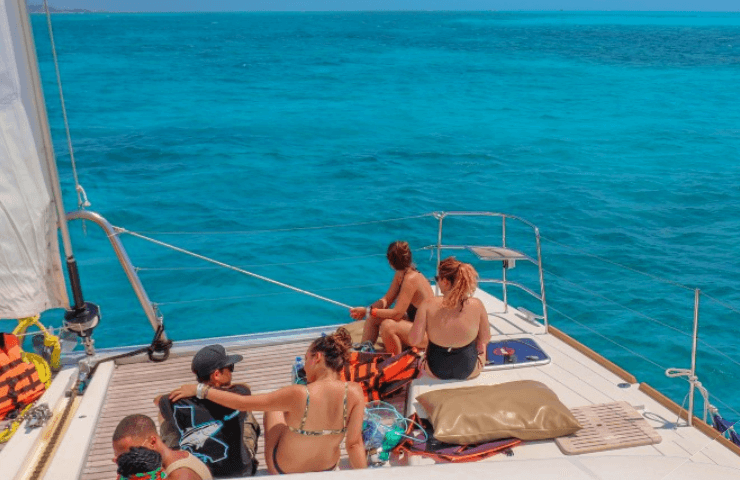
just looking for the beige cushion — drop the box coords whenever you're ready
[416,380,582,444]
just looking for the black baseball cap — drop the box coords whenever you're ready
[191,344,243,379]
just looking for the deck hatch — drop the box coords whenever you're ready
[555,401,661,455]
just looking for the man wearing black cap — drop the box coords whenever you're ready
[156,345,260,477]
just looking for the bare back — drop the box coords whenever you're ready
[423,296,488,348]
[275,380,364,472]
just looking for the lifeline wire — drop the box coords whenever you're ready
[541,235,695,292]
[544,268,693,337]
[132,213,433,235]
[546,269,740,373]
[117,228,352,309]
[546,304,669,372]
[42,0,90,210]
[134,247,428,272]
[154,282,388,307]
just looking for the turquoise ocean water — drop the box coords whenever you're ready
[3,11,740,419]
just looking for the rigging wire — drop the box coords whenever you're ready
[545,269,740,373]
[154,282,388,307]
[700,291,740,317]
[133,249,425,272]
[546,304,669,372]
[42,0,90,210]
[117,228,352,309]
[543,268,693,337]
[541,235,695,292]
[131,213,433,235]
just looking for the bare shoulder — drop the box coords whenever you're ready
[469,297,486,311]
[346,382,365,405]
[168,467,203,480]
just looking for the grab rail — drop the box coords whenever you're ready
[429,211,549,333]
[66,210,167,342]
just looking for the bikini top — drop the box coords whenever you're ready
[288,382,348,436]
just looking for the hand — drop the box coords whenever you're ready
[170,384,198,402]
[349,307,366,320]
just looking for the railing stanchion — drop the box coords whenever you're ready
[536,228,549,333]
[502,216,508,312]
[688,288,700,426]
[435,212,445,296]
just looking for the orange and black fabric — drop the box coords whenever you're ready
[339,348,421,401]
[0,333,46,421]
[394,413,522,463]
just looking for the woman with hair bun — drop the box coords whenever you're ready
[409,257,491,380]
[170,328,366,474]
[349,241,434,354]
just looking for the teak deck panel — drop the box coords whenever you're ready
[81,339,312,479]
[80,338,408,480]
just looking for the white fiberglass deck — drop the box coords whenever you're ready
[11,289,740,480]
[402,290,740,479]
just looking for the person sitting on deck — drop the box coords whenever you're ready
[170,328,367,475]
[116,445,166,480]
[409,257,491,380]
[155,344,260,477]
[349,240,434,354]
[112,414,213,480]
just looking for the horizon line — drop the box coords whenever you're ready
[33,9,740,13]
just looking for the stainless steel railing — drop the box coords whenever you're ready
[427,211,549,333]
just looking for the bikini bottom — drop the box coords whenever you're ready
[272,439,338,475]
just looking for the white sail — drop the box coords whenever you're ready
[0,0,69,317]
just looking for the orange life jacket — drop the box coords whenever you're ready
[340,348,421,401]
[0,333,46,421]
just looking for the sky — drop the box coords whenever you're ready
[40,1,740,13]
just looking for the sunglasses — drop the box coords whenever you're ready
[222,364,234,372]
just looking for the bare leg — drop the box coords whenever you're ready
[361,316,384,344]
[467,352,485,380]
[380,319,425,355]
[264,411,289,475]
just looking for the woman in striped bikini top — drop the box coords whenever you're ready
[170,328,367,475]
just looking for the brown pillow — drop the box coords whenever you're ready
[415,380,581,444]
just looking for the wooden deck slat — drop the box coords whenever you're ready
[81,340,405,480]
[82,343,307,479]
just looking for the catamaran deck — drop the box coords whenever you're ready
[5,289,740,479]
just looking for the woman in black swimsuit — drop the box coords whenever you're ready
[409,257,491,380]
[170,329,366,475]
[349,241,434,354]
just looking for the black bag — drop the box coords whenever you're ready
[159,384,259,477]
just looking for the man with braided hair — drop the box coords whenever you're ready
[112,414,212,480]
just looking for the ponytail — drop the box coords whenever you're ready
[438,257,478,310]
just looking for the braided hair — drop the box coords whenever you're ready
[309,327,352,372]
[116,447,165,480]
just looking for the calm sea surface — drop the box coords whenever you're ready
[3,11,740,418]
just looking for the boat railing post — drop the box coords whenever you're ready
[66,210,167,342]
[502,216,508,312]
[535,228,549,333]
[688,288,700,426]
[435,212,445,296]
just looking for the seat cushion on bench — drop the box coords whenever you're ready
[416,380,582,445]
